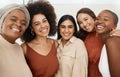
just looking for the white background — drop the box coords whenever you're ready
[0,0,120,44]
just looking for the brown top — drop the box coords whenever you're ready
[25,41,59,77]
[84,32,103,77]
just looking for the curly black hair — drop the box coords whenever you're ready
[21,0,56,42]
[76,8,96,41]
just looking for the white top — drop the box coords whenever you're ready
[55,36,88,77]
[99,44,111,77]
[0,35,33,77]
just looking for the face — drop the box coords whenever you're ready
[60,19,75,41]
[95,11,115,34]
[1,9,27,41]
[77,13,95,32]
[32,14,50,37]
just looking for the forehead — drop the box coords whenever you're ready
[6,9,26,19]
[78,13,93,20]
[61,19,74,25]
[98,11,113,18]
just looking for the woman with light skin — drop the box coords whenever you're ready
[76,8,120,77]
[55,15,88,77]
[96,10,120,77]
[21,0,59,77]
[76,8,103,77]
[0,4,32,77]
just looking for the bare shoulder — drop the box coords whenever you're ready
[48,38,58,47]
[106,36,120,49]
[21,43,27,55]
[106,36,120,45]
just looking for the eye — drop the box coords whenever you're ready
[33,21,40,26]
[68,25,73,28]
[43,18,48,23]
[84,18,88,21]
[21,21,27,26]
[78,21,82,25]
[60,25,65,28]
[10,17,17,22]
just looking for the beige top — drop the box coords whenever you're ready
[0,35,33,77]
[55,36,88,77]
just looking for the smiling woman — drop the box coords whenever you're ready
[0,3,32,77]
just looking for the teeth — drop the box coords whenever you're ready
[12,27,20,32]
[40,29,47,32]
[64,34,69,36]
[96,25,104,30]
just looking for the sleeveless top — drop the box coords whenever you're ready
[84,32,103,77]
[25,41,59,77]
[99,45,110,77]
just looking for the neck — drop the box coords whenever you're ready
[31,36,48,44]
[101,32,110,43]
[61,39,69,46]
[1,34,16,44]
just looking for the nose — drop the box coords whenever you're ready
[95,19,102,26]
[16,21,21,27]
[83,21,87,26]
[65,28,69,32]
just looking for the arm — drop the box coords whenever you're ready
[72,40,88,77]
[110,28,120,37]
[106,36,120,77]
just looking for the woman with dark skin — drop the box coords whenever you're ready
[96,10,120,77]
[0,4,32,77]
[21,0,59,77]
[76,8,120,77]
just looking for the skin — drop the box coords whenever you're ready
[22,13,57,56]
[1,9,27,44]
[77,13,95,32]
[59,19,75,46]
[96,10,120,77]
[96,11,115,36]
[32,13,50,37]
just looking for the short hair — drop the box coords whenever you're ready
[76,8,96,41]
[21,0,56,42]
[103,10,118,26]
[57,15,78,40]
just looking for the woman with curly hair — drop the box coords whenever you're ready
[21,0,59,77]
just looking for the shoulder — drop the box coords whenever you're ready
[74,37,84,44]
[48,38,58,47]
[106,36,120,49]
[21,42,27,55]
[106,36,120,45]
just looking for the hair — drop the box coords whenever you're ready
[21,0,56,42]
[76,8,96,41]
[103,10,118,26]
[0,4,30,33]
[57,15,78,40]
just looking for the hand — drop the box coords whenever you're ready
[110,28,120,37]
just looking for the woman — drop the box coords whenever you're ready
[96,10,120,77]
[0,4,32,77]
[21,0,59,77]
[55,15,88,77]
[76,8,103,77]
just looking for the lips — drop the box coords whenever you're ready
[11,27,21,32]
[40,28,48,33]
